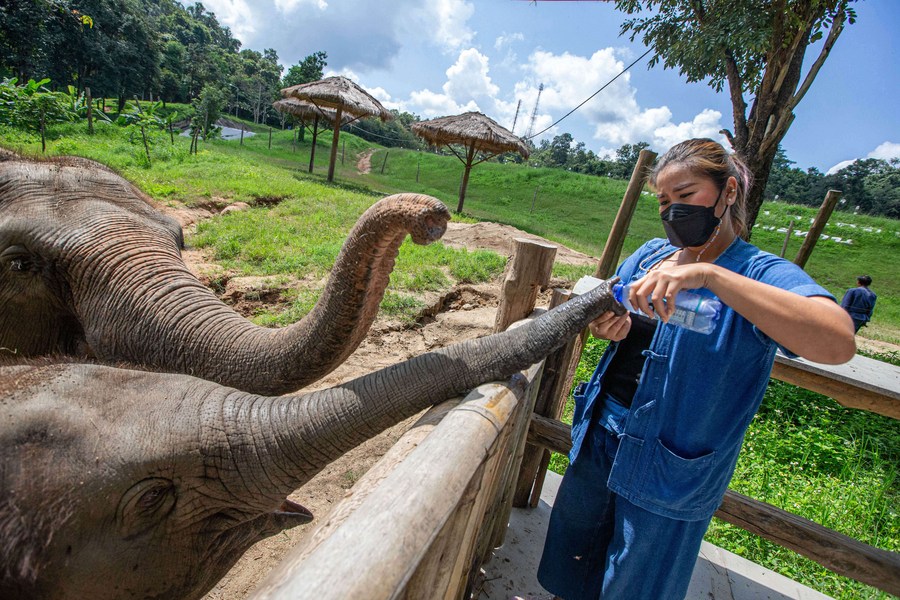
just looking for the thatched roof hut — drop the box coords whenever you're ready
[272,98,349,125]
[273,98,353,174]
[412,112,529,213]
[281,77,392,182]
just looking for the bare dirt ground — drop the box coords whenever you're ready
[164,200,894,599]
[356,148,376,174]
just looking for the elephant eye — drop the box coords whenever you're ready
[118,478,177,538]
[0,245,33,273]
[138,484,173,510]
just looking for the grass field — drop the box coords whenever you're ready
[1,117,897,598]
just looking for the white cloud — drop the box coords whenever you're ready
[191,0,255,41]
[274,0,328,13]
[495,32,524,50]
[826,141,900,174]
[408,89,477,117]
[403,0,475,53]
[869,141,900,161]
[443,48,499,103]
[826,159,856,175]
[404,48,499,118]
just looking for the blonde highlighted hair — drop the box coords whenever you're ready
[649,138,753,239]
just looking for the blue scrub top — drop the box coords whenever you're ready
[569,237,835,521]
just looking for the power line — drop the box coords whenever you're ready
[525,47,653,141]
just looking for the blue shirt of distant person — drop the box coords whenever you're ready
[841,275,877,333]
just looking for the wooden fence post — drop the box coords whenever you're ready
[380,150,389,174]
[512,288,582,508]
[493,238,557,334]
[780,219,794,258]
[596,149,657,278]
[486,238,557,549]
[85,87,93,135]
[794,189,841,269]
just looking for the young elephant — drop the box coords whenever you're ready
[0,279,622,600]
[0,153,449,394]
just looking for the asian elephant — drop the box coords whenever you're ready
[0,278,623,600]
[0,153,450,394]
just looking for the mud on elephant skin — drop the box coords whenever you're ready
[0,279,622,600]
[0,153,450,394]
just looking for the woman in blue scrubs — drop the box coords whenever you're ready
[537,138,856,599]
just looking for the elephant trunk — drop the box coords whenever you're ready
[75,194,449,395]
[217,279,622,504]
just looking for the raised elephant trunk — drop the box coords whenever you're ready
[0,155,450,394]
[75,193,449,395]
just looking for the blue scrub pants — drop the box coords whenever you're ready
[537,418,712,599]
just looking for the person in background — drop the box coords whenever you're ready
[536,138,856,600]
[841,275,877,333]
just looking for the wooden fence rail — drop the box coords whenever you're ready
[249,363,545,600]
[527,413,900,597]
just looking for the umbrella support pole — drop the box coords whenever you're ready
[309,115,320,173]
[327,107,343,182]
[457,142,477,213]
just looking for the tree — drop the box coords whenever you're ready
[616,0,857,233]
[282,51,327,87]
[548,132,574,167]
[613,141,651,179]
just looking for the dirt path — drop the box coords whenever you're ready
[356,148,376,174]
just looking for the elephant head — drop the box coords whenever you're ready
[0,154,449,394]
[0,279,622,600]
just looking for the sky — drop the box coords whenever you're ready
[191,0,899,174]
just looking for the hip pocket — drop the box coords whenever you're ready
[643,439,719,514]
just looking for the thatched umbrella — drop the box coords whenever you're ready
[412,111,530,213]
[272,98,351,173]
[281,76,392,182]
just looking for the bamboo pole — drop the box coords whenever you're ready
[794,190,841,269]
[327,107,343,182]
[596,149,657,278]
[780,219,794,258]
[85,87,93,135]
[309,114,320,173]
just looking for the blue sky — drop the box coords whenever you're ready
[196,0,898,174]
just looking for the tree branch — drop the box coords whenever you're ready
[790,7,846,112]
[723,50,749,146]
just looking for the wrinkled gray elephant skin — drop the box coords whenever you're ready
[0,279,622,600]
[0,153,450,394]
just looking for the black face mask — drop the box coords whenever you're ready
[660,189,726,248]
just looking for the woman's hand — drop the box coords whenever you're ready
[627,263,713,322]
[589,310,632,341]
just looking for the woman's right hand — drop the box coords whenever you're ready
[589,310,631,342]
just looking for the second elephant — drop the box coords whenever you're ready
[0,153,450,394]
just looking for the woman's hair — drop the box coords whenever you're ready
[649,138,753,239]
